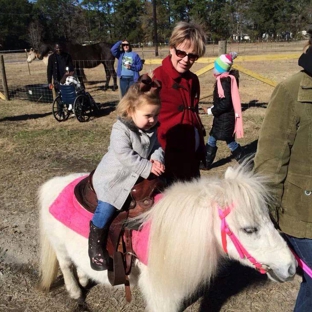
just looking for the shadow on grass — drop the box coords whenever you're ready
[183,260,268,312]
[199,99,267,115]
[208,140,258,170]
[199,261,268,311]
[0,100,118,122]
[85,80,119,93]
[0,112,52,122]
[95,100,118,117]
[242,99,268,111]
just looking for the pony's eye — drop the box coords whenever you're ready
[242,227,258,234]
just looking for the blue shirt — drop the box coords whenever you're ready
[121,52,135,77]
[110,41,143,82]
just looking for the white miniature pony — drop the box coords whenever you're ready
[38,164,296,312]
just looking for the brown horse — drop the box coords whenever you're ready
[30,42,118,91]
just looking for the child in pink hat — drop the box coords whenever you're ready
[204,52,244,169]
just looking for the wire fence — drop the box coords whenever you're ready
[0,40,304,103]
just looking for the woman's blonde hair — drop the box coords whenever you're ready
[116,82,161,119]
[169,21,206,57]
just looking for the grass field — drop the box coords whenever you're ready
[0,41,306,311]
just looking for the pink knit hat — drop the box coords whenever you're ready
[214,52,238,75]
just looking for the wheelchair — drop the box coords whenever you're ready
[52,84,99,122]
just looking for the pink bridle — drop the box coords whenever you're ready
[218,205,269,274]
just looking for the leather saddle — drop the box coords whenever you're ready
[74,171,165,294]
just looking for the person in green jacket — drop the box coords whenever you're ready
[254,35,312,312]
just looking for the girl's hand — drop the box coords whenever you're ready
[150,160,165,176]
[207,106,213,115]
[200,105,208,114]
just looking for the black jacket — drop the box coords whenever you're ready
[210,77,235,141]
[47,52,74,84]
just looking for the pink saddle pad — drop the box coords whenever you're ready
[49,175,92,238]
[49,178,162,264]
[132,193,163,265]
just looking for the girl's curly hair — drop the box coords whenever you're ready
[116,75,162,120]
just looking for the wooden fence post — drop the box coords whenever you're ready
[0,55,10,101]
[25,49,31,75]
[218,40,227,55]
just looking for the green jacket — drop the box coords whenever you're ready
[254,71,312,238]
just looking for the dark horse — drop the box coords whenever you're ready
[38,42,118,91]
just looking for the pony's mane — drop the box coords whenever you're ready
[132,162,272,298]
[222,162,272,223]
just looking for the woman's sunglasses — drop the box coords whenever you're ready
[122,44,129,47]
[174,47,199,61]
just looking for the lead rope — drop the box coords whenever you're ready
[291,249,312,278]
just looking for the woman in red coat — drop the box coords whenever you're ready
[153,21,206,183]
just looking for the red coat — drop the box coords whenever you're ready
[153,56,206,182]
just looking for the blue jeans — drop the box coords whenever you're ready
[208,135,239,152]
[120,76,134,97]
[285,235,312,312]
[92,200,116,229]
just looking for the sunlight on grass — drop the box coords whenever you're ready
[13,128,106,142]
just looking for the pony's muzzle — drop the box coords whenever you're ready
[267,261,297,282]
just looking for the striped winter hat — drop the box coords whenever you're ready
[214,52,238,75]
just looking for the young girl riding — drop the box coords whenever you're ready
[89,74,165,271]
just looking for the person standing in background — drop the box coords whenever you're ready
[203,52,244,170]
[254,37,312,312]
[47,43,74,91]
[111,40,143,97]
[152,21,207,183]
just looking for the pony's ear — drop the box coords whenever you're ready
[225,166,234,179]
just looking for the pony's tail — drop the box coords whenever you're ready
[37,184,59,292]
[38,219,58,291]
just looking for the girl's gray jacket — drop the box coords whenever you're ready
[92,119,164,210]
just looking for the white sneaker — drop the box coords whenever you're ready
[68,104,72,110]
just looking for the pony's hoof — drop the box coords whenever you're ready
[76,297,89,311]
[67,285,82,300]
[103,86,108,91]
[112,86,118,92]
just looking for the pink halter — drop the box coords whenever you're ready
[291,249,312,278]
[218,205,269,274]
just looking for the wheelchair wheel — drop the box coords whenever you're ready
[52,96,70,122]
[74,94,91,122]
[85,92,100,115]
